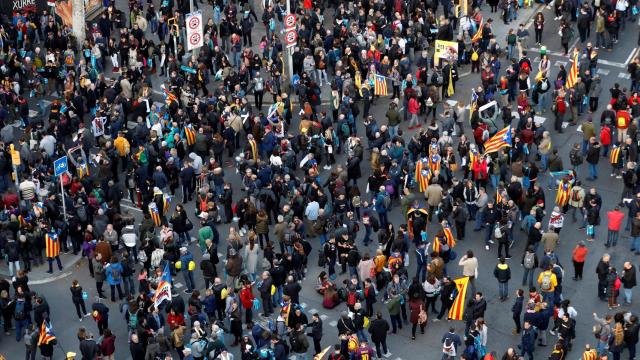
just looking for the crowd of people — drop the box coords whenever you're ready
[0,0,638,358]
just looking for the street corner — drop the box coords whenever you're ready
[0,252,82,285]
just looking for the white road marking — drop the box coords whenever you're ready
[625,47,638,65]
[597,68,610,76]
[329,321,338,327]
[597,59,626,68]
[174,282,184,289]
[458,71,471,78]
[383,352,392,358]
[300,302,307,309]
[533,56,540,62]
[320,314,328,320]
[28,271,72,285]
[619,72,631,79]
[309,308,317,315]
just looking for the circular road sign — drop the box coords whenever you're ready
[188,16,200,29]
[190,33,201,46]
[284,13,296,29]
[285,30,297,45]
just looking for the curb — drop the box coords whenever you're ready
[0,253,82,284]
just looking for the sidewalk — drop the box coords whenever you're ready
[486,3,545,47]
[0,252,82,284]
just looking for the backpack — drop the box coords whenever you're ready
[289,333,301,352]
[540,272,553,291]
[471,50,479,61]
[128,311,139,329]
[389,256,403,272]
[571,189,581,202]
[383,195,392,209]
[523,252,535,269]
[110,266,121,281]
[540,79,549,91]
[494,226,503,239]
[14,300,26,320]
[337,287,348,302]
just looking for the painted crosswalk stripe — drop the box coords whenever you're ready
[619,72,631,79]
[383,352,392,358]
[174,282,184,289]
[329,321,338,327]
[320,314,328,320]
[300,302,307,309]
[597,68,610,76]
[308,308,317,315]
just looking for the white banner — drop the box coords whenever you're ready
[153,280,172,308]
[185,11,203,51]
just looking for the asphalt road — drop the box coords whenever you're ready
[1,1,639,359]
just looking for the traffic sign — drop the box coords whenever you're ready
[285,30,297,46]
[284,13,296,29]
[185,11,203,51]
[54,156,68,177]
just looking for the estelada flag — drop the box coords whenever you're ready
[415,159,430,193]
[38,320,56,346]
[555,181,572,207]
[149,203,161,227]
[374,74,388,96]
[184,124,196,146]
[45,232,60,258]
[314,346,332,360]
[448,276,470,320]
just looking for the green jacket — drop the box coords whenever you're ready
[386,295,402,316]
[199,226,213,250]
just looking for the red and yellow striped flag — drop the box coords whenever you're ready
[45,233,60,258]
[471,19,483,43]
[415,159,430,193]
[565,53,579,89]
[374,74,388,96]
[443,225,456,249]
[448,277,470,320]
[610,146,621,164]
[149,203,161,227]
[555,181,572,207]
[37,320,56,346]
[184,124,196,146]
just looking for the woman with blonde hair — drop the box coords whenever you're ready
[244,233,260,281]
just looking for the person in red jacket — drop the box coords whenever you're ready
[239,281,256,326]
[599,124,612,157]
[99,328,116,360]
[615,107,631,143]
[408,95,421,130]
[606,206,625,248]
[167,307,186,331]
[554,91,567,133]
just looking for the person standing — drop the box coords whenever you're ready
[386,289,403,334]
[606,206,625,248]
[630,211,640,254]
[307,313,323,357]
[435,277,457,321]
[458,250,479,295]
[93,253,107,300]
[571,241,589,280]
[70,280,89,321]
[368,312,390,358]
[493,257,511,301]
[621,262,637,304]
[520,320,537,360]
[441,327,462,360]
[521,246,538,287]
[289,323,310,360]
[624,314,639,360]
[511,289,524,334]
[105,257,124,302]
[537,265,558,304]
[596,253,611,301]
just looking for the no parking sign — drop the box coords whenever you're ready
[186,11,203,51]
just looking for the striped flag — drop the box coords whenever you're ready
[149,203,161,226]
[483,126,512,154]
[610,145,621,164]
[415,159,430,193]
[555,181,572,207]
[469,89,479,118]
[443,225,456,249]
[471,19,483,43]
[161,84,178,105]
[184,124,196,146]
[374,74,388,96]
[565,53,579,89]
[38,320,56,346]
[163,195,172,215]
[45,233,60,258]
[448,277,470,320]
[152,280,172,308]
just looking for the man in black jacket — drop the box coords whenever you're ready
[307,313,323,356]
[368,312,390,358]
[596,253,611,301]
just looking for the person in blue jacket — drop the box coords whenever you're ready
[179,247,196,293]
[374,186,390,229]
[105,257,124,302]
[520,320,537,360]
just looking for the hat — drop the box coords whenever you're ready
[180,247,187,253]
[199,212,209,219]
[66,352,76,359]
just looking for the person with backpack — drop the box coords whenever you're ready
[441,327,462,360]
[537,264,558,304]
[567,180,585,223]
[105,256,124,302]
[13,292,31,342]
[289,323,309,360]
[374,186,392,229]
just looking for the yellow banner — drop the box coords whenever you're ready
[434,40,459,66]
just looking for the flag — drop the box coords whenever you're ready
[496,190,504,204]
[354,71,362,91]
[374,74,388,96]
[565,53,579,89]
[610,145,621,164]
[161,261,172,283]
[45,232,60,258]
[38,320,56,346]
[161,84,178,105]
[149,203,161,226]
[314,346,332,360]
[281,301,292,326]
[163,195,172,215]
[469,90,478,119]
[184,124,196,146]
[468,149,479,168]
[415,159,430,193]
[447,67,455,97]
[471,19,483,43]
[448,277,470,320]
[555,181,572,207]
[443,225,456,249]
[152,280,172,308]
[429,154,441,173]
[483,126,512,154]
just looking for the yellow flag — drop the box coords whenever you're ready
[447,67,455,97]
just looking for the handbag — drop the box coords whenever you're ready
[185,218,194,231]
[586,224,595,236]
[418,305,428,324]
